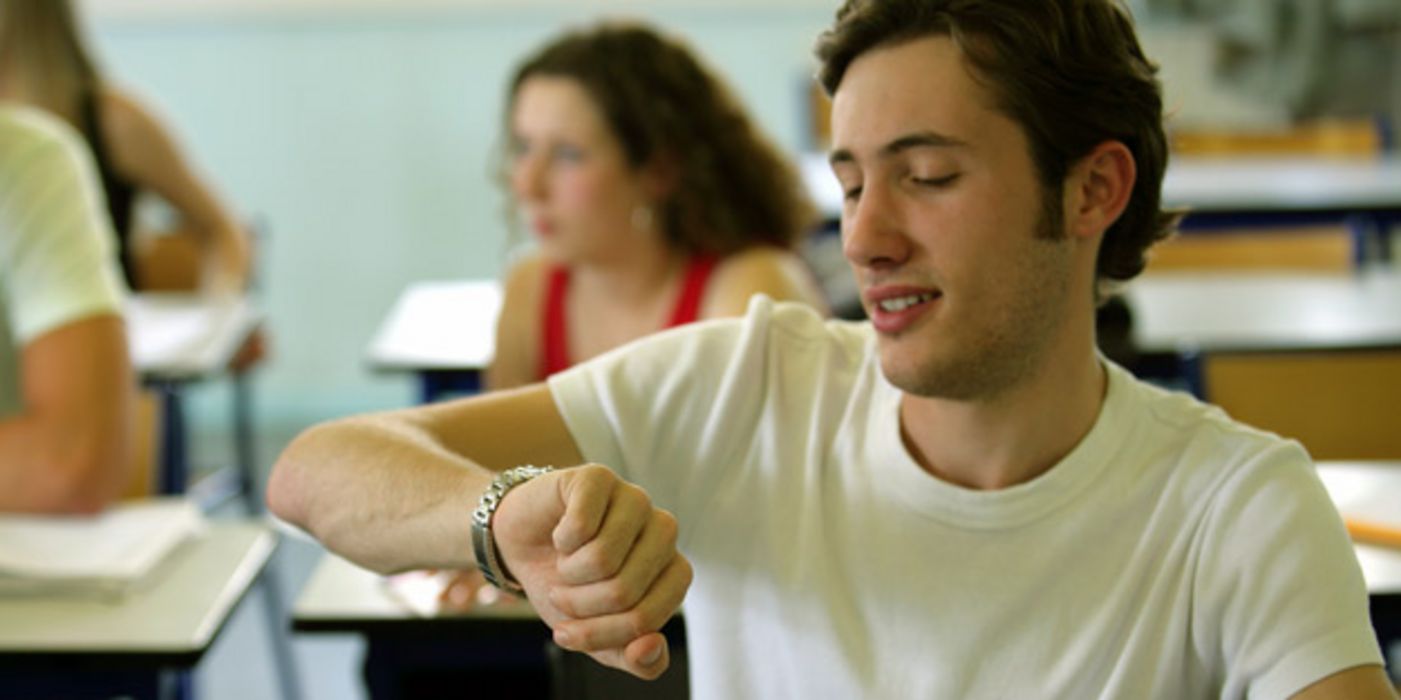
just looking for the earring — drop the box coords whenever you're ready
[631,205,654,232]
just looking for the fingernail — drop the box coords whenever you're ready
[642,645,662,666]
[554,629,572,649]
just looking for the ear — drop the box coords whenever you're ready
[1065,140,1135,241]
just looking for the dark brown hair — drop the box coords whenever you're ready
[506,21,815,256]
[816,0,1181,297]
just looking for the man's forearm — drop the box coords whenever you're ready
[267,414,496,574]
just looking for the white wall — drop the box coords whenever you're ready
[85,3,835,428]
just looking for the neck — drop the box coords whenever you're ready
[898,324,1107,491]
[571,237,684,307]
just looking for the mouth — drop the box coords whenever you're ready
[529,217,555,237]
[875,291,938,313]
[865,286,943,334]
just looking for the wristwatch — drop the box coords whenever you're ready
[471,465,554,594]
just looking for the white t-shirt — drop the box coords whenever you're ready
[550,296,1382,700]
[0,106,125,416]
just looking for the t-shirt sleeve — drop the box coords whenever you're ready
[546,296,789,522]
[1195,442,1384,699]
[0,114,126,345]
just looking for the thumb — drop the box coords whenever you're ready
[584,632,671,681]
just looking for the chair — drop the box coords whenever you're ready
[1198,349,1401,460]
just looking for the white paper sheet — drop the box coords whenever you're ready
[0,498,206,597]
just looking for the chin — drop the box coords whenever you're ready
[878,343,1028,402]
[537,240,579,265]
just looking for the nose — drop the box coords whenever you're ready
[511,152,547,202]
[841,181,909,271]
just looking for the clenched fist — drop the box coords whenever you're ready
[490,464,693,680]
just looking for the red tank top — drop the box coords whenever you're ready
[539,255,719,379]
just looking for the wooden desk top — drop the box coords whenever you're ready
[0,521,275,667]
[1124,269,1401,355]
[366,280,501,373]
[128,295,262,382]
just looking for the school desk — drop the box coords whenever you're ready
[129,295,301,699]
[129,294,264,508]
[366,280,501,403]
[1318,461,1401,659]
[1124,268,1401,356]
[0,522,275,700]
[292,553,688,699]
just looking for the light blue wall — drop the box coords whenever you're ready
[89,6,834,427]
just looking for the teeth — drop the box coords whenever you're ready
[878,293,935,313]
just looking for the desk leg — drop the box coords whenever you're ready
[233,372,260,515]
[1347,213,1387,266]
[157,383,188,495]
[260,559,305,700]
[166,669,191,700]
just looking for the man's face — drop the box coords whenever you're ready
[829,36,1079,400]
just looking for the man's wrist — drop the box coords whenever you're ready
[471,465,554,594]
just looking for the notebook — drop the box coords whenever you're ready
[0,497,206,599]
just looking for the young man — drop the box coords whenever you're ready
[0,105,133,513]
[268,1,1393,696]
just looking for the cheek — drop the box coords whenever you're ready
[558,170,634,216]
[937,193,1042,297]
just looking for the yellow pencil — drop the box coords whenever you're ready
[1345,518,1401,550]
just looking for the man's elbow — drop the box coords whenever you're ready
[265,423,328,529]
[265,451,304,527]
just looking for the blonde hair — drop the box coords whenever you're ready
[0,0,101,122]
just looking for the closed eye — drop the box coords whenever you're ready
[912,173,961,188]
[842,185,863,202]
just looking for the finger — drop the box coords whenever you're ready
[552,555,691,652]
[551,509,679,618]
[579,632,670,681]
[557,485,651,585]
[439,576,477,611]
[552,467,614,555]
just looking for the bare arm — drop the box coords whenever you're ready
[0,315,133,514]
[702,246,830,318]
[102,89,250,293]
[1291,665,1396,699]
[267,384,581,571]
[266,383,690,679]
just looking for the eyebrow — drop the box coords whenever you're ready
[829,130,970,167]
